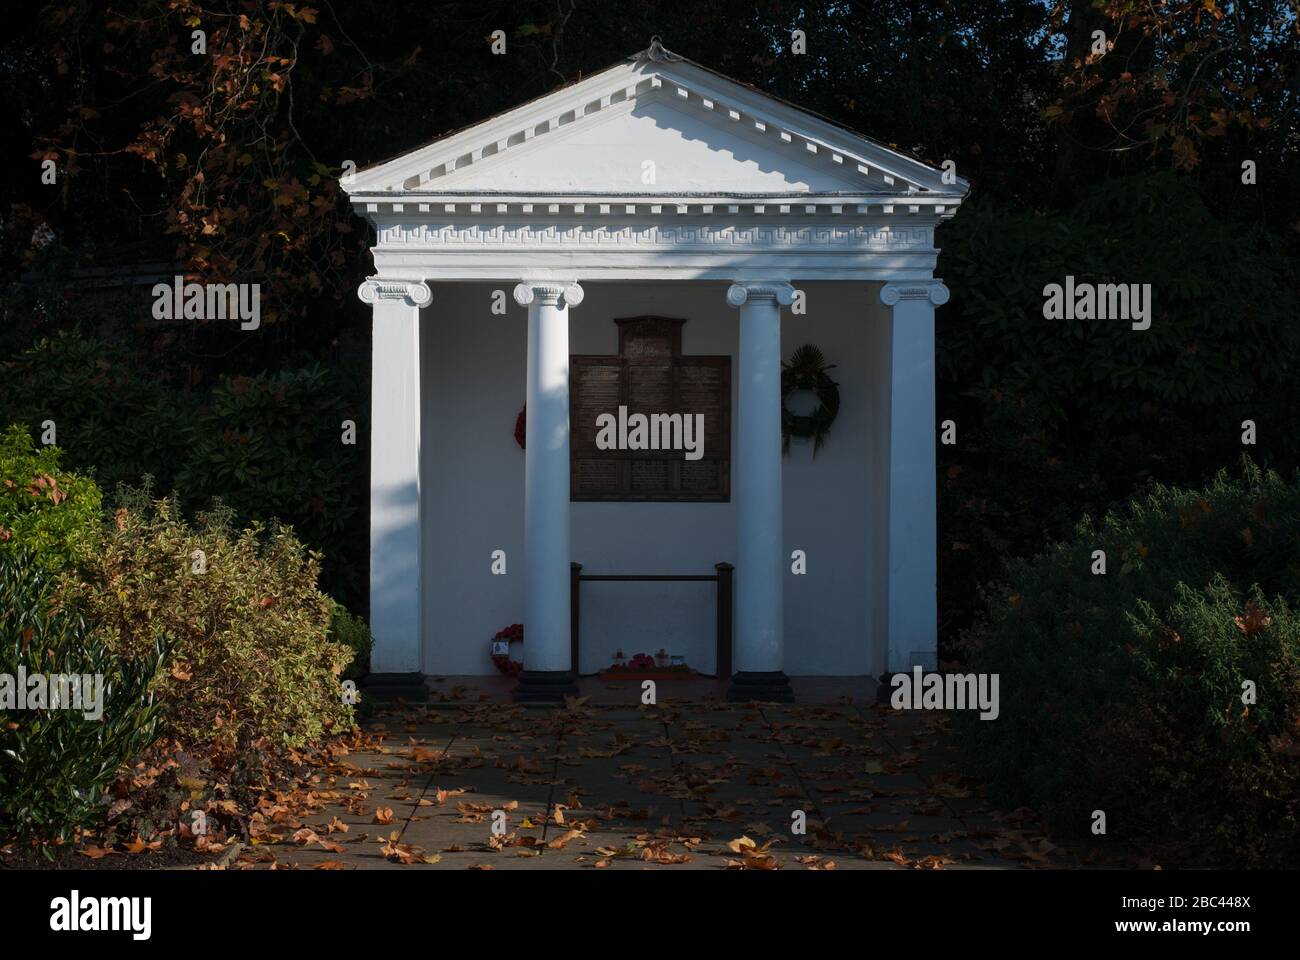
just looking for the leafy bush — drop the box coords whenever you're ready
[0,334,368,612]
[958,460,1300,866]
[0,424,102,572]
[329,600,372,681]
[0,552,166,846]
[64,494,354,751]
[941,174,1300,435]
[935,173,1300,655]
[175,366,366,609]
[0,333,191,495]
[175,366,360,545]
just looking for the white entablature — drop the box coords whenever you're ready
[343,41,969,282]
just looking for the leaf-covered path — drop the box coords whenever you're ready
[234,694,1088,870]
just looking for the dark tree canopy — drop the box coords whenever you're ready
[1,0,1296,633]
[4,0,1294,312]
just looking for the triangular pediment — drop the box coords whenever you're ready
[346,45,968,200]
[424,97,865,194]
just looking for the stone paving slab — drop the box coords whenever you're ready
[237,699,1082,871]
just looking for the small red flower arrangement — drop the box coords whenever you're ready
[600,650,693,680]
[491,623,524,677]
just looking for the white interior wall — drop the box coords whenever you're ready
[420,280,890,676]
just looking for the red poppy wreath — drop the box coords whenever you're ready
[491,623,524,676]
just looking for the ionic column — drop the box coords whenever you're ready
[512,280,584,702]
[879,280,948,677]
[725,281,795,702]
[358,277,431,701]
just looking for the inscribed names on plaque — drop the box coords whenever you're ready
[570,316,730,501]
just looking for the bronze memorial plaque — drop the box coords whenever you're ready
[570,316,730,502]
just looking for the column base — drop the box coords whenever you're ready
[726,670,794,703]
[362,672,429,703]
[512,669,579,703]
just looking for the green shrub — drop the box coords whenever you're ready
[941,175,1300,432]
[328,600,373,682]
[175,365,360,549]
[0,333,368,612]
[0,424,103,572]
[0,552,166,846]
[959,459,1300,866]
[0,333,191,495]
[64,494,354,751]
[935,173,1300,656]
[172,365,367,612]
[1113,580,1300,862]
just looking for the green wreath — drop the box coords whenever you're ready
[781,344,840,456]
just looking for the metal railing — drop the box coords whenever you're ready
[570,561,734,678]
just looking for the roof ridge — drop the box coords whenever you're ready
[630,37,685,64]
